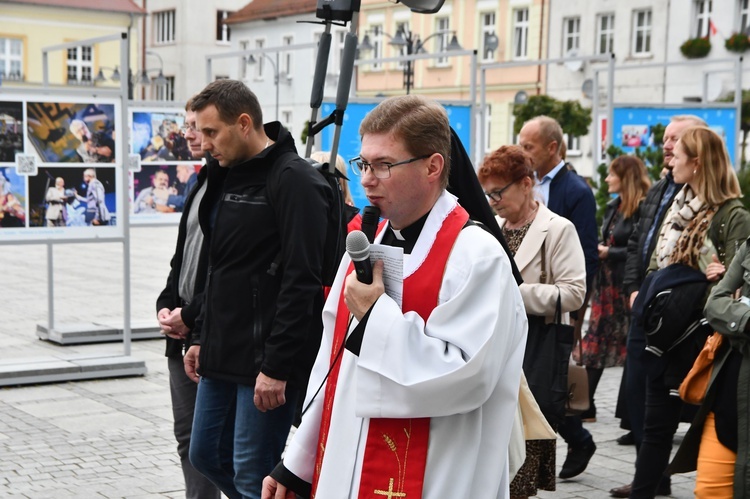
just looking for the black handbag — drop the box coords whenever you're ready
[522,241,575,426]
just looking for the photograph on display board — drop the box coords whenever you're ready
[26,102,116,164]
[0,101,24,163]
[0,167,27,228]
[131,110,191,162]
[132,164,199,215]
[26,167,116,227]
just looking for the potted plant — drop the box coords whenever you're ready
[725,32,750,53]
[680,37,712,58]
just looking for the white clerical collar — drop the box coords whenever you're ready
[391,228,406,241]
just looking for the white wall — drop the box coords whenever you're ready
[135,0,247,102]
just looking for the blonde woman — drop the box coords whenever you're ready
[636,127,750,498]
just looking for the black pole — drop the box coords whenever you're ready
[405,36,414,94]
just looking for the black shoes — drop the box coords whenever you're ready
[616,432,635,445]
[580,405,596,423]
[609,481,672,497]
[559,441,597,479]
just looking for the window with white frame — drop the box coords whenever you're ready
[281,110,293,135]
[596,14,615,54]
[371,24,383,70]
[632,9,652,55]
[66,45,92,84]
[563,134,581,157]
[0,37,23,80]
[216,10,232,43]
[695,0,713,38]
[281,35,293,77]
[563,17,581,54]
[741,0,750,33]
[156,76,175,101]
[484,104,492,152]
[155,10,176,44]
[254,39,265,79]
[395,20,409,69]
[435,17,450,66]
[513,8,529,59]
[480,12,497,62]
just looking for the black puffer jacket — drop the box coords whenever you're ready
[194,122,332,388]
[623,173,682,296]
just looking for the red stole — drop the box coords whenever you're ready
[311,205,469,498]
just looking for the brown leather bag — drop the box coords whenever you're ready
[566,330,590,416]
[678,332,724,405]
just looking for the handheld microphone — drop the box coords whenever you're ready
[361,205,380,244]
[346,230,373,284]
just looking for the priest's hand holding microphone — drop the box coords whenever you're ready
[344,206,384,321]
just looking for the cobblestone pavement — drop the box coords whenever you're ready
[0,226,697,498]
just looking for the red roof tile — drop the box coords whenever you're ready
[226,0,315,24]
[4,0,145,15]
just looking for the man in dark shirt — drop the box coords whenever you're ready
[156,98,220,499]
[519,115,599,480]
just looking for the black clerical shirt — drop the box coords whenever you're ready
[345,212,430,355]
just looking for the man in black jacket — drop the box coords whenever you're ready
[156,99,220,499]
[609,114,707,498]
[183,79,331,499]
[519,115,599,480]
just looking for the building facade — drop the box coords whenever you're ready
[546,0,749,176]
[0,0,143,90]
[357,0,550,162]
[132,0,247,102]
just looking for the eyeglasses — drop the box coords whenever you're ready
[180,124,198,134]
[485,179,518,202]
[349,154,431,179]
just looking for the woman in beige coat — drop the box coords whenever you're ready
[479,145,586,499]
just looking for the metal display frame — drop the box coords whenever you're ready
[0,33,147,384]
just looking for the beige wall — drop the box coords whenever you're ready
[0,3,139,88]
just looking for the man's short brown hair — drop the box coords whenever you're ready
[190,80,263,130]
[359,95,451,189]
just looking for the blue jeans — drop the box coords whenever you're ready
[189,377,299,499]
[558,414,593,448]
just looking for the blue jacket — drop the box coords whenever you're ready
[547,165,599,290]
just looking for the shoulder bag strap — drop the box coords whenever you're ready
[540,239,547,284]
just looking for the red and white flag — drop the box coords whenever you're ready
[709,19,719,37]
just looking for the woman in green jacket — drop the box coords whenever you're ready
[666,128,750,498]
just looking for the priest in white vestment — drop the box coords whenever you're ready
[262,95,527,499]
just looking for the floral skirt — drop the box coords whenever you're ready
[578,263,629,369]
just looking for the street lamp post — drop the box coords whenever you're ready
[246,52,284,121]
[360,27,462,94]
[94,50,167,100]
